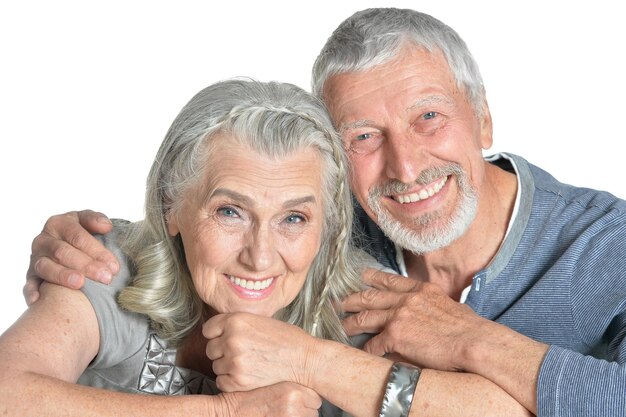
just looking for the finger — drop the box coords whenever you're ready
[24,254,86,305]
[342,287,402,312]
[299,386,323,410]
[203,314,227,339]
[23,276,43,306]
[76,210,114,235]
[217,372,259,392]
[31,256,86,286]
[362,332,390,357]
[205,337,224,361]
[362,268,419,292]
[76,210,119,274]
[215,374,238,392]
[342,309,391,335]
[43,211,119,273]
[210,355,229,376]
[31,234,113,284]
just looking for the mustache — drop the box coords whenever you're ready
[370,163,465,197]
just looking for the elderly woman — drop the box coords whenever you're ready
[0,79,363,416]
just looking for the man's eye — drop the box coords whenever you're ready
[413,111,445,136]
[346,131,383,155]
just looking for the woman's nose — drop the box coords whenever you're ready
[239,224,276,271]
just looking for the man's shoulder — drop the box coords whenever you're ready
[495,152,626,216]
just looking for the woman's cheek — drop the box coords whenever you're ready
[284,231,322,273]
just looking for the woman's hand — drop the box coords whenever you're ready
[217,382,321,417]
[204,313,320,392]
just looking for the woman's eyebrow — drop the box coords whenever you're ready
[209,189,315,209]
[210,188,255,206]
[283,195,316,209]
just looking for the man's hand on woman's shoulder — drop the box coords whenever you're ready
[24,210,119,305]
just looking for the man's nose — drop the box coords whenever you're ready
[384,131,422,184]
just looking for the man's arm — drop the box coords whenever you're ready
[341,270,626,416]
[342,270,547,413]
[25,210,119,304]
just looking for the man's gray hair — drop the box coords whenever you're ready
[117,78,361,345]
[312,8,486,115]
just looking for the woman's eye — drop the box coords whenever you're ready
[218,207,239,218]
[355,133,372,141]
[285,214,305,224]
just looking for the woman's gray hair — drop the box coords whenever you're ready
[117,78,362,345]
[312,7,486,116]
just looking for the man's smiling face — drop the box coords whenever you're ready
[324,45,493,253]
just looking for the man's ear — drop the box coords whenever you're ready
[479,101,493,150]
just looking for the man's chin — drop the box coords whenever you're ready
[376,211,468,254]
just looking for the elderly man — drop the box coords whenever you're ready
[23,8,626,417]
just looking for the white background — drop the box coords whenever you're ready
[1,1,625,335]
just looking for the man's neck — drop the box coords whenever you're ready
[403,162,518,300]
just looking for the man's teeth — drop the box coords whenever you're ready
[395,176,448,204]
[229,276,274,290]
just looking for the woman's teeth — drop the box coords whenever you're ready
[229,275,274,290]
[394,176,448,204]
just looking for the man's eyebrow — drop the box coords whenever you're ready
[407,95,453,111]
[339,119,375,134]
[338,96,454,133]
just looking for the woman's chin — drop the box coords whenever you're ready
[214,303,282,317]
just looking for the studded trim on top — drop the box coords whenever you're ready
[138,334,218,396]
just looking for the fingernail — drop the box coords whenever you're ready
[107,261,120,274]
[68,273,82,288]
[26,293,39,306]
[97,216,112,225]
[97,269,112,284]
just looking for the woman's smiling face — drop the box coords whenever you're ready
[167,135,324,317]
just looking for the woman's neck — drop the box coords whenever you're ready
[175,314,215,378]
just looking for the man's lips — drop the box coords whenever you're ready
[390,176,448,204]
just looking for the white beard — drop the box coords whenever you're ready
[367,163,478,254]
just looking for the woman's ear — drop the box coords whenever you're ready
[166,210,180,236]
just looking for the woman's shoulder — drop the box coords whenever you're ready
[81,222,150,369]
